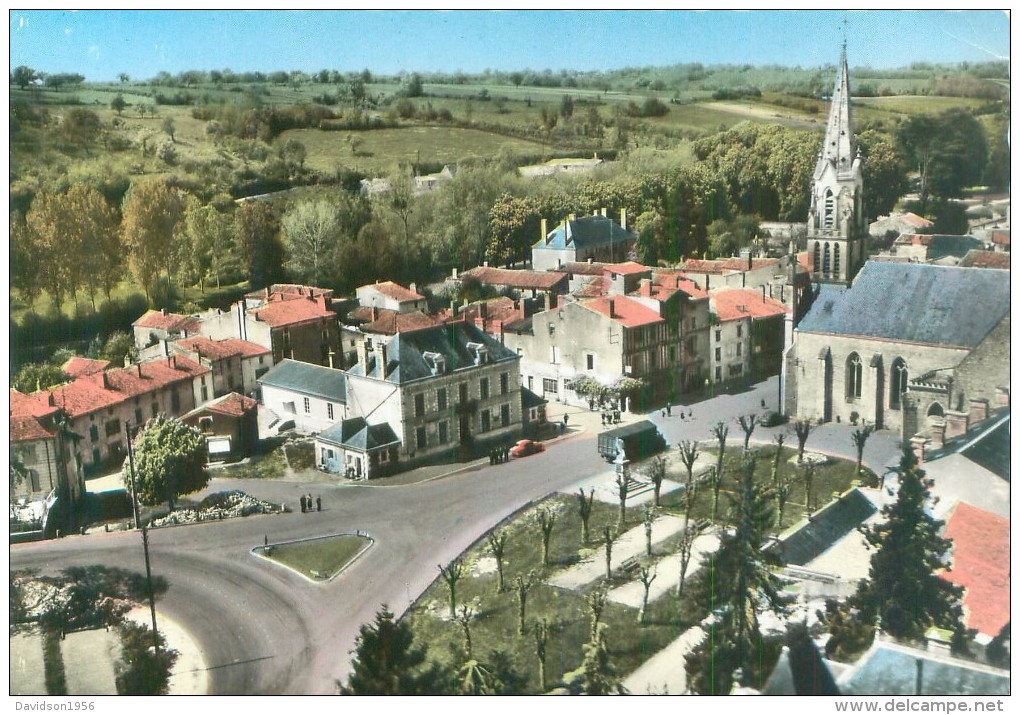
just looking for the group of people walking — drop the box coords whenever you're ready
[300,494,321,513]
[489,445,512,464]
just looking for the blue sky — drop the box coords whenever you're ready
[8,10,1010,82]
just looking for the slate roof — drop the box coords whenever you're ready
[960,412,1010,480]
[257,359,346,403]
[348,321,519,384]
[534,214,635,251]
[521,386,547,410]
[926,234,984,261]
[317,417,400,452]
[797,262,1010,348]
[940,502,1010,638]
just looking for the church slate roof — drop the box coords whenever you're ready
[797,262,1009,348]
[257,359,346,403]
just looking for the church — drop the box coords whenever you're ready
[785,46,1010,442]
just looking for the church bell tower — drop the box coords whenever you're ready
[806,43,866,285]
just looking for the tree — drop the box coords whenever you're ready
[707,216,760,258]
[614,474,629,527]
[25,190,78,311]
[67,184,121,310]
[11,211,43,310]
[12,65,37,89]
[540,106,558,146]
[236,200,285,290]
[454,604,475,659]
[565,623,620,695]
[487,193,540,267]
[771,433,786,485]
[644,454,667,507]
[118,72,130,84]
[341,605,450,695]
[845,450,964,644]
[677,440,699,490]
[100,331,137,367]
[487,530,508,593]
[586,587,608,641]
[115,622,178,695]
[575,488,595,544]
[897,110,988,207]
[801,462,816,512]
[405,72,424,98]
[110,93,127,116]
[857,129,908,219]
[182,200,236,293]
[643,505,655,557]
[121,179,188,306]
[773,473,793,532]
[637,566,656,624]
[281,199,341,287]
[386,171,415,278]
[438,559,465,619]
[11,363,69,393]
[603,524,617,579]
[559,94,574,119]
[279,138,307,170]
[851,423,875,481]
[536,507,557,567]
[61,109,102,156]
[515,573,535,636]
[791,419,815,463]
[710,422,729,519]
[124,415,208,512]
[533,618,549,692]
[737,414,758,452]
[160,116,176,142]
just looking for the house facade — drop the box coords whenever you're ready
[181,392,259,463]
[258,359,348,434]
[531,211,636,272]
[709,288,789,391]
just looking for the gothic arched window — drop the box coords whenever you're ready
[813,242,821,273]
[927,402,944,418]
[823,189,835,229]
[833,243,841,275]
[846,352,862,400]
[890,358,908,410]
[823,243,831,275]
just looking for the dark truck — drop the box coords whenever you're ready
[597,420,667,462]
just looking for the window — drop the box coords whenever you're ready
[282,328,291,345]
[303,397,311,414]
[736,324,742,338]
[500,372,509,395]
[833,243,841,275]
[586,354,595,370]
[480,377,490,400]
[199,417,214,433]
[438,421,449,445]
[715,330,721,343]
[543,378,558,395]
[414,393,425,417]
[813,242,821,273]
[105,419,121,437]
[736,343,742,357]
[171,390,181,412]
[437,388,448,411]
[327,403,335,420]
[416,426,427,450]
[284,401,296,414]
[379,450,390,463]
[135,408,144,425]
[823,189,835,229]
[527,376,533,391]
[259,356,265,365]
[715,366,722,381]
[481,409,491,433]
[550,346,560,364]
[459,382,468,404]
[729,364,743,376]
[846,352,862,400]
[715,347,721,362]
[823,243,831,274]
[201,385,209,402]
[90,425,100,442]
[890,358,908,410]
[649,351,657,368]
[501,403,511,426]
[152,402,159,418]
[669,346,677,363]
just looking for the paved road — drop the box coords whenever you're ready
[10,376,911,695]
[11,431,608,695]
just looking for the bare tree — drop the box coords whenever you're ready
[537,507,557,567]
[455,605,475,658]
[678,440,700,486]
[737,413,759,452]
[603,525,618,580]
[575,488,595,544]
[676,520,706,601]
[487,530,508,593]
[533,618,549,692]
[614,474,629,527]
[643,505,655,556]
[774,473,793,532]
[801,462,816,512]
[638,566,657,624]
[644,455,667,507]
[851,423,876,481]
[438,559,465,618]
[586,587,608,641]
[710,422,729,519]
[515,572,536,635]
[791,419,816,464]
[771,433,786,485]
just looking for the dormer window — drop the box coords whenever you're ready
[423,351,446,375]
[467,342,489,366]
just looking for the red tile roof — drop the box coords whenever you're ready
[132,310,201,333]
[462,266,567,291]
[681,257,781,275]
[959,250,1011,269]
[712,288,790,322]
[246,284,333,301]
[364,309,441,335]
[250,295,334,328]
[9,389,60,420]
[574,276,608,298]
[991,230,1010,246]
[653,271,710,300]
[176,335,245,361]
[940,502,1010,638]
[563,261,608,276]
[582,295,664,328]
[901,212,935,228]
[603,261,651,276]
[199,392,259,418]
[62,356,111,378]
[220,338,272,358]
[11,415,55,442]
[364,281,424,303]
[27,356,210,420]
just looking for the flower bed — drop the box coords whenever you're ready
[150,491,283,528]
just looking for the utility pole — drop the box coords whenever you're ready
[126,420,160,653]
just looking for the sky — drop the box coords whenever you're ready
[7,9,1011,83]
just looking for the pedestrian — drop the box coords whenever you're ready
[667,403,672,417]
[688,409,693,419]
[564,414,569,426]
[307,495,313,513]
[504,445,510,461]
[680,412,685,421]
[761,398,766,409]
[265,535,269,548]
[662,409,666,418]
[316,495,322,512]
[300,495,307,513]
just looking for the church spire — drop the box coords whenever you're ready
[816,43,854,178]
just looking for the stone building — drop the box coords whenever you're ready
[131,309,201,349]
[530,210,636,272]
[787,262,1009,441]
[258,359,349,434]
[139,335,272,400]
[709,288,789,392]
[181,392,260,463]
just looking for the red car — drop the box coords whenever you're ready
[510,439,544,458]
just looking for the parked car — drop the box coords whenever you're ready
[511,439,544,458]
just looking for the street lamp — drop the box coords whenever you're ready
[125,420,160,654]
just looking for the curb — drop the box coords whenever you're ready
[252,531,375,584]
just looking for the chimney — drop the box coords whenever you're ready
[161,308,167,316]
[543,292,554,312]
[102,371,110,390]
[541,217,548,244]
[607,297,615,318]
[409,282,417,295]
[137,364,142,378]
[601,207,607,217]
[910,435,929,466]
[639,278,652,297]
[328,349,336,370]
[452,267,459,279]
[995,387,1010,408]
[593,209,599,216]
[196,348,202,364]
[929,421,946,449]
[371,306,379,322]
[450,300,458,317]
[944,411,969,440]
[265,287,270,299]
[378,343,388,378]
[480,302,488,319]
[357,339,370,371]
[163,340,170,357]
[620,208,627,231]
[483,260,489,268]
